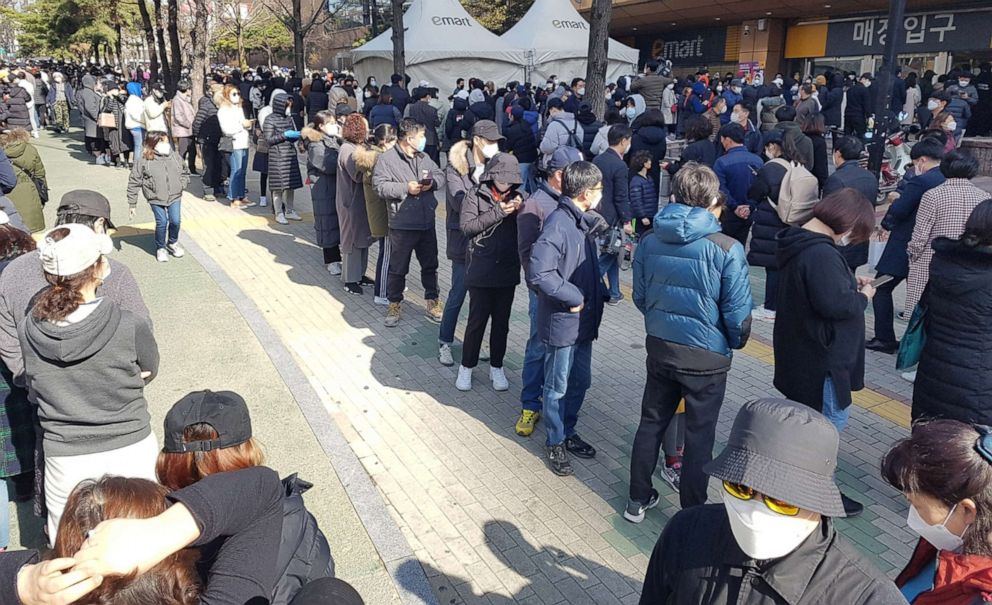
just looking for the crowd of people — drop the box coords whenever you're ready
[0,54,989,604]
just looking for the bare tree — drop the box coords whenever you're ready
[584,0,611,118]
[190,0,209,107]
[216,0,265,70]
[152,0,173,86]
[136,0,160,82]
[260,0,358,74]
[390,0,402,78]
[167,0,182,87]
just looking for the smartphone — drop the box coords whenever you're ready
[419,169,433,187]
[870,275,894,288]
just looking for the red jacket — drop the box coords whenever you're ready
[896,539,992,604]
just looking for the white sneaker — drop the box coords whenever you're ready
[901,370,917,383]
[166,243,185,258]
[456,365,473,391]
[32,130,39,139]
[752,306,776,321]
[259,196,268,207]
[95,155,106,165]
[275,212,289,225]
[327,262,342,276]
[156,248,169,262]
[373,296,390,306]
[286,210,302,221]
[490,366,509,391]
[438,343,454,367]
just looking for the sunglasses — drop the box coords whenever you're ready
[723,481,801,516]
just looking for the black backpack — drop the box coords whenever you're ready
[271,474,335,605]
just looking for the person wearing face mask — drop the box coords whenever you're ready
[454,153,524,392]
[142,82,169,133]
[21,223,160,541]
[438,120,503,366]
[592,124,633,305]
[372,118,445,328]
[630,61,674,112]
[933,88,972,143]
[719,79,743,125]
[527,161,610,476]
[625,162,753,520]
[641,397,906,604]
[794,84,820,123]
[171,79,197,176]
[703,97,726,142]
[773,188,877,517]
[263,93,303,225]
[661,82,677,136]
[713,123,763,246]
[217,84,254,208]
[844,73,873,138]
[824,136,879,271]
[406,87,441,164]
[301,110,344,279]
[333,113,374,295]
[127,131,190,263]
[883,420,992,603]
[624,94,646,127]
[730,102,762,155]
[947,71,979,108]
[867,138,946,355]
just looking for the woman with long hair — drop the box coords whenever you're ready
[354,123,397,304]
[217,83,254,208]
[263,92,303,225]
[20,224,159,539]
[335,113,373,294]
[302,110,343,275]
[126,130,190,262]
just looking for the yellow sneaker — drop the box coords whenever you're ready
[425,298,443,323]
[384,302,402,327]
[515,410,541,437]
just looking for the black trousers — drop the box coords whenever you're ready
[322,246,341,264]
[630,336,728,509]
[201,142,223,189]
[386,228,439,303]
[462,286,515,369]
[178,136,197,173]
[720,212,752,246]
[846,117,867,139]
[84,136,104,154]
[871,273,905,345]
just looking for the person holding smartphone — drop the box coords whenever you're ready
[454,153,524,392]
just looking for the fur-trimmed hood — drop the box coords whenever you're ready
[354,143,386,173]
[301,126,323,142]
[448,140,472,177]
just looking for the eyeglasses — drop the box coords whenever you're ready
[723,481,801,516]
[589,186,604,193]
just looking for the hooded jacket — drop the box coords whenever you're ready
[21,299,159,457]
[143,93,168,132]
[445,96,471,143]
[773,227,867,412]
[171,91,195,139]
[270,474,335,605]
[3,84,30,130]
[746,160,789,269]
[301,126,340,249]
[459,153,522,288]
[263,94,303,192]
[912,238,992,426]
[193,94,220,144]
[124,84,145,130]
[75,75,102,137]
[373,143,443,231]
[444,140,480,262]
[2,134,46,233]
[306,79,329,118]
[773,120,815,171]
[517,181,560,278]
[633,204,752,372]
[575,106,603,160]
[353,143,389,239]
[127,148,189,207]
[896,537,992,605]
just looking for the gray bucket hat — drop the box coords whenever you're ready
[703,398,846,518]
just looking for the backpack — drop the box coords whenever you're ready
[539,118,581,172]
[767,158,819,226]
[271,474,334,605]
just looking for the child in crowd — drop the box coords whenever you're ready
[127,130,190,262]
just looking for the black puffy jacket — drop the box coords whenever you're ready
[263,94,303,191]
[630,124,667,188]
[502,119,538,164]
[912,238,992,426]
[575,109,602,160]
[445,97,470,144]
[270,474,334,605]
[306,80,329,118]
[4,86,31,128]
[193,95,220,144]
[746,160,787,269]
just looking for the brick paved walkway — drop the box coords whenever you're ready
[176,167,919,603]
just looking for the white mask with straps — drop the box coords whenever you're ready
[907,503,967,552]
[724,493,820,560]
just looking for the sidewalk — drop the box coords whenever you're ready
[8,133,405,604]
[19,130,920,603]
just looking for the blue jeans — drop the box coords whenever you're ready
[130,127,144,151]
[151,201,181,250]
[228,148,249,200]
[520,289,544,412]
[438,261,466,345]
[599,252,620,299]
[519,162,534,194]
[542,340,593,446]
[821,376,850,433]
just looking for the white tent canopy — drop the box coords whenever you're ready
[501,0,639,84]
[352,0,526,93]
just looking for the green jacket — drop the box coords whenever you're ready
[3,140,46,233]
[127,151,189,207]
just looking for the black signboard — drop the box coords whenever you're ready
[635,27,728,68]
[825,10,992,55]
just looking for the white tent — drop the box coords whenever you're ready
[501,0,639,85]
[351,0,526,92]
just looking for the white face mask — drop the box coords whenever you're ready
[155,141,171,155]
[585,188,602,210]
[724,493,820,560]
[370,79,377,87]
[927,99,940,110]
[907,503,967,552]
[231,94,240,103]
[717,85,724,93]
[732,111,743,124]
[773,78,784,86]
[576,87,586,97]
[862,80,872,88]
[322,123,341,137]
[717,105,727,114]
[625,107,637,119]
[285,107,292,116]
[666,83,674,90]
[838,233,853,246]
[959,80,970,88]
[947,120,958,131]
[481,143,499,159]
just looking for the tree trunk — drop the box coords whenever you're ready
[137,0,160,82]
[190,0,208,108]
[390,0,404,79]
[264,44,274,70]
[167,0,182,89]
[114,22,124,69]
[585,0,611,119]
[152,0,172,88]
[292,0,305,74]
[237,23,246,70]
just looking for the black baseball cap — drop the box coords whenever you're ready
[57,190,116,230]
[163,390,252,453]
[470,120,504,142]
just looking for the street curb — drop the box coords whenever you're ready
[181,235,439,605]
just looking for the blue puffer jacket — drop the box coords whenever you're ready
[633,203,753,366]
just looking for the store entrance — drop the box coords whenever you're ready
[951,50,992,72]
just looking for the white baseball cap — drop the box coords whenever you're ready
[38,223,113,277]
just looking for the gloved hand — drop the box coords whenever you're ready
[283,130,301,140]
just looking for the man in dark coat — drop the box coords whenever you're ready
[306,79,329,123]
[592,124,633,305]
[640,398,906,605]
[824,136,879,270]
[407,87,441,165]
[193,83,225,201]
[844,74,873,138]
[385,73,410,114]
[75,74,103,156]
[868,137,946,353]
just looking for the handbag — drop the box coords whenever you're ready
[98,112,117,129]
[218,135,234,152]
[896,302,927,370]
[867,237,887,269]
